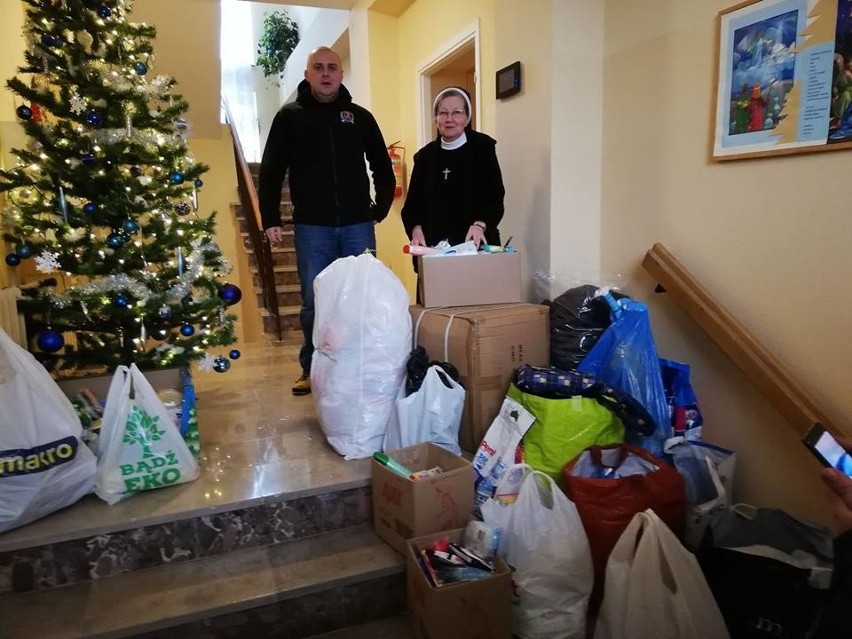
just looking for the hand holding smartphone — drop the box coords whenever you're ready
[803,423,852,477]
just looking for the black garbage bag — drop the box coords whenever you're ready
[405,346,461,396]
[548,285,627,371]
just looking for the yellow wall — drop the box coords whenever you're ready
[601,0,847,528]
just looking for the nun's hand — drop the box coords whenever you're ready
[411,226,426,246]
[466,222,486,248]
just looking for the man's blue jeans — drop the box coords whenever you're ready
[293,221,376,375]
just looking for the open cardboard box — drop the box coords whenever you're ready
[372,442,474,555]
[407,527,513,639]
[418,252,521,308]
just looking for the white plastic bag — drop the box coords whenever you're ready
[311,254,411,459]
[0,328,97,532]
[96,364,200,505]
[664,437,737,550]
[383,365,464,454]
[500,471,593,639]
[595,509,729,639]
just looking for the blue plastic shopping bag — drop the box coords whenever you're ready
[578,297,670,457]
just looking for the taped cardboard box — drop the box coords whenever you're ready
[407,528,512,639]
[418,252,521,308]
[410,304,549,451]
[372,442,474,555]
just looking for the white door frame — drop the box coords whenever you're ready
[414,21,480,149]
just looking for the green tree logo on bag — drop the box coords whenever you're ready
[119,404,183,492]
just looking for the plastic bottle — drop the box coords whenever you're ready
[372,451,413,478]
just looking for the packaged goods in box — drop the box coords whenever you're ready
[407,528,512,639]
[418,252,521,308]
[372,442,474,555]
[410,304,549,451]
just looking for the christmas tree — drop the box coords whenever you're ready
[1,0,239,375]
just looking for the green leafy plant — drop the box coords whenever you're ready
[256,11,299,83]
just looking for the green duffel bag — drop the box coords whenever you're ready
[507,383,624,486]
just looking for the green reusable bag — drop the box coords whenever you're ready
[507,384,624,486]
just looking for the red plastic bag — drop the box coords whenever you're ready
[562,443,686,610]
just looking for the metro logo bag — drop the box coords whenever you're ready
[0,328,96,532]
[95,364,200,504]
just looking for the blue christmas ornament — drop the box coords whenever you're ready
[229,349,241,360]
[106,232,124,248]
[168,171,185,185]
[130,165,143,176]
[5,253,21,267]
[122,219,139,234]
[97,5,112,18]
[217,283,242,306]
[175,203,190,216]
[180,323,195,337]
[16,105,33,120]
[83,202,97,214]
[133,61,148,76]
[213,356,231,373]
[86,110,103,127]
[113,294,129,308]
[194,178,204,188]
[40,34,58,47]
[37,329,64,353]
[16,245,33,259]
[80,153,96,165]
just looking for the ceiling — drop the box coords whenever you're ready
[235,0,415,17]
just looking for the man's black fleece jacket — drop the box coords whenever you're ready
[258,80,394,229]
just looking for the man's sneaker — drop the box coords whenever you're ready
[292,374,311,396]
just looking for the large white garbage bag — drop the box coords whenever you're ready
[311,254,411,459]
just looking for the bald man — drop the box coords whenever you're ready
[258,47,394,396]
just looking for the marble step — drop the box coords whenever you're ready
[0,483,372,595]
[307,614,413,638]
[0,525,405,639]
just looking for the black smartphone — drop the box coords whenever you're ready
[802,423,852,476]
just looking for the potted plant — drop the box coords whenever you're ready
[256,10,299,84]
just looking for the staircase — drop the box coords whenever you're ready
[238,163,302,344]
[0,344,409,638]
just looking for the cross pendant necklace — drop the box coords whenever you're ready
[442,167,451,180]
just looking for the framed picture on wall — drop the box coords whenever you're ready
[711,0,852,160]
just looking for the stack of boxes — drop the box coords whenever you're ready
[372,251,551,637]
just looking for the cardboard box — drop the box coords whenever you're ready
[372,443,475,555]
[411,304,549,451]
[418,252,521,308]
[407,528,513,639]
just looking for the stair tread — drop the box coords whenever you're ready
[244,245,296,255]
[260,305,302,317]
[256,284,301,294]
[250,264,298,273]
[0,526,404,639]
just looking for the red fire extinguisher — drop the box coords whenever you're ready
[388,142,405,198]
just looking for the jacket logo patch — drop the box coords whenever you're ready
[340,110,354,124]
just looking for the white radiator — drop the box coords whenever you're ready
[0,287,26,348]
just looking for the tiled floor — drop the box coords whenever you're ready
[0,342,373,553]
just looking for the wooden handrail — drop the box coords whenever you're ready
[222,100,282,341]
[642,242,843,438]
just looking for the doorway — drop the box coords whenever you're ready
[416,24,479,147]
